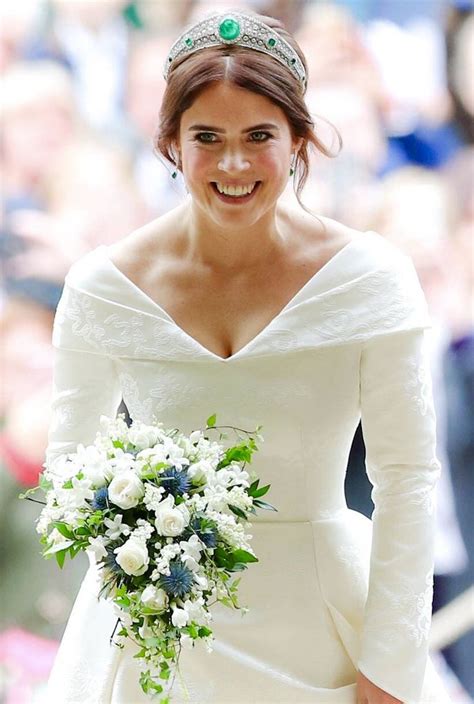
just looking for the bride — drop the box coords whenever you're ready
[46,9,451,704]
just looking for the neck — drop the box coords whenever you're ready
[179,198,292,271]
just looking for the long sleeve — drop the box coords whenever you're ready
[46,346,123,467]
[45,283,123,468]
[357,325,442,703]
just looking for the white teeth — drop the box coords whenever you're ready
[215,182,257,196]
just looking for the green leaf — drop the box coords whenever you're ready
[53,547,71,569]
[250,483,271,498]
[230,563,247,572]
[39,473,54,491]
[228,504,247,520]
[248,479,259,493]
[115,595,131,608]
[231,549,258,564]
[74,527,89,536]
[144,636,162,648]
[198,626,212,637]
[253,499,278,512]
[44,539,75,556]
[206,413,217,427]
[188,622,199,638]
[69,544,83,559]
[213,546,234,569]
[53,522,75,539]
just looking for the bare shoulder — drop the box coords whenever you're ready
[282,206,363,261]
[107,204,185,279]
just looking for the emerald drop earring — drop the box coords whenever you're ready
[289,154,296,177]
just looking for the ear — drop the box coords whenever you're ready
[170,140,181,166]
[292,136,304,155]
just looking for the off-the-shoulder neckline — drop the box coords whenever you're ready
[96,229,377,362]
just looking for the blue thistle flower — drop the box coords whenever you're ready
[159,467,191,498]
[91,487,109,510]
[159,559,194,598]
[103,546,123,575]
[185,516,218,548]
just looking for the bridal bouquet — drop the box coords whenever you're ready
[22,413,275,702]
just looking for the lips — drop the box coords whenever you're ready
[210,181,261,204]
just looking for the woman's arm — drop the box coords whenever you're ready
[46,345,123,468]
[357,326,441,704]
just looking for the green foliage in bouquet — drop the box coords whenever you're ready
[20,413,276,702]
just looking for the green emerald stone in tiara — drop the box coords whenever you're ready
[163,12,307,90]
[219,18,240,41]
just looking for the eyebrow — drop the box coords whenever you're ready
[188,123,280,133]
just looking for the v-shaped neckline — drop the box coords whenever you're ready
[100,231,370,362]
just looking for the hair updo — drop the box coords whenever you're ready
[154,11,342,215]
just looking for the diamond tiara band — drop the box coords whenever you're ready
[163,12,307,90]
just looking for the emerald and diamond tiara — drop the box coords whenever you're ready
[163,12,307,91]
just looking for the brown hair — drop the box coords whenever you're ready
[153,11,342,217]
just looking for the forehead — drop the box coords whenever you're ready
[180,82,288,128]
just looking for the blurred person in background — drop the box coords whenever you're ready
[0,0,44,72]
[24,0,132,135]
[445,3,474,145]
[0,59,78,309]
[292,4,390,228]
[123,33,188,215]
[1,133,150,485]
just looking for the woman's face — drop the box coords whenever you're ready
[176,81,301,228]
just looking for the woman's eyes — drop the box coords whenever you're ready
[194,131,272,143]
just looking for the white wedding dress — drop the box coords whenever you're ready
[45,230,451,704]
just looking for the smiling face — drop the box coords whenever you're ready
[175,81,301,230]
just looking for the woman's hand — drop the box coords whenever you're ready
[356,670,404,704]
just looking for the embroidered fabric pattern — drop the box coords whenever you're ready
[363,568,434,649]
[52,261,431,360]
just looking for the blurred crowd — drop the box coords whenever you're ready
[0,0,473,701]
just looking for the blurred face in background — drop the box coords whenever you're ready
[1,63,76,189]
[50,0,129,30]
[125,38,169,141]
[3,100,74,181]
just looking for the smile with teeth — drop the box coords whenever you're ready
[214,182,258,197]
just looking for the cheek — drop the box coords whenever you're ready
[258,150,288,178]
[182,149,211,179]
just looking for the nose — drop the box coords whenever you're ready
[217,148,251,173]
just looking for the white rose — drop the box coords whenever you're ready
[141,585,169,611]
[171,606,189,628]
[155,496,189,537]
[128,425,162,450]
[108,449,136,474]
[108,471,144,510]
[187,459,212,483]
[136,445,168,465]
[114,538,149,576]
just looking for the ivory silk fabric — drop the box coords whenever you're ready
[45,231,451,703]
